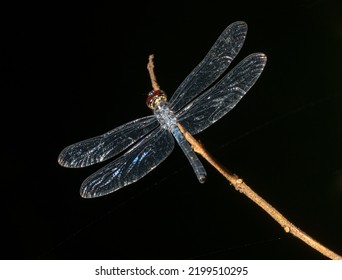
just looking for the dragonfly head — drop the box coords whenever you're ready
[146,89,168,109]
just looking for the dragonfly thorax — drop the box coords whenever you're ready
[153,98,177,131]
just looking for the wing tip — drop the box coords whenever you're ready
[258,53,267,68]
[80,189,92,199]
[228,21,248,34]
[234,21,247,28]
[249,52,267,67]
[57,154,69,168]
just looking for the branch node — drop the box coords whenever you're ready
[235,178,244,192]
[284,226,290,233]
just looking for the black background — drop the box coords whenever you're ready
[2,0,341,259]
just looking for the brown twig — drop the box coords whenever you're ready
[147,54,160,91]
[147,54,342,260]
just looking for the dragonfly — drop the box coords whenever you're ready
[58,21,267,198]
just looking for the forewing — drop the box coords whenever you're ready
[80,127,174,198]
[177,53,267,135]
[58,116,158,168]
[169,21,248,113]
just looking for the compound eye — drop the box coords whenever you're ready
[146,90,167,109]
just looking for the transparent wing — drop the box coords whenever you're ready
[80,127,174,198]
[58,116,159,168]
[169,21,248,113]
[177,53,267,135]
